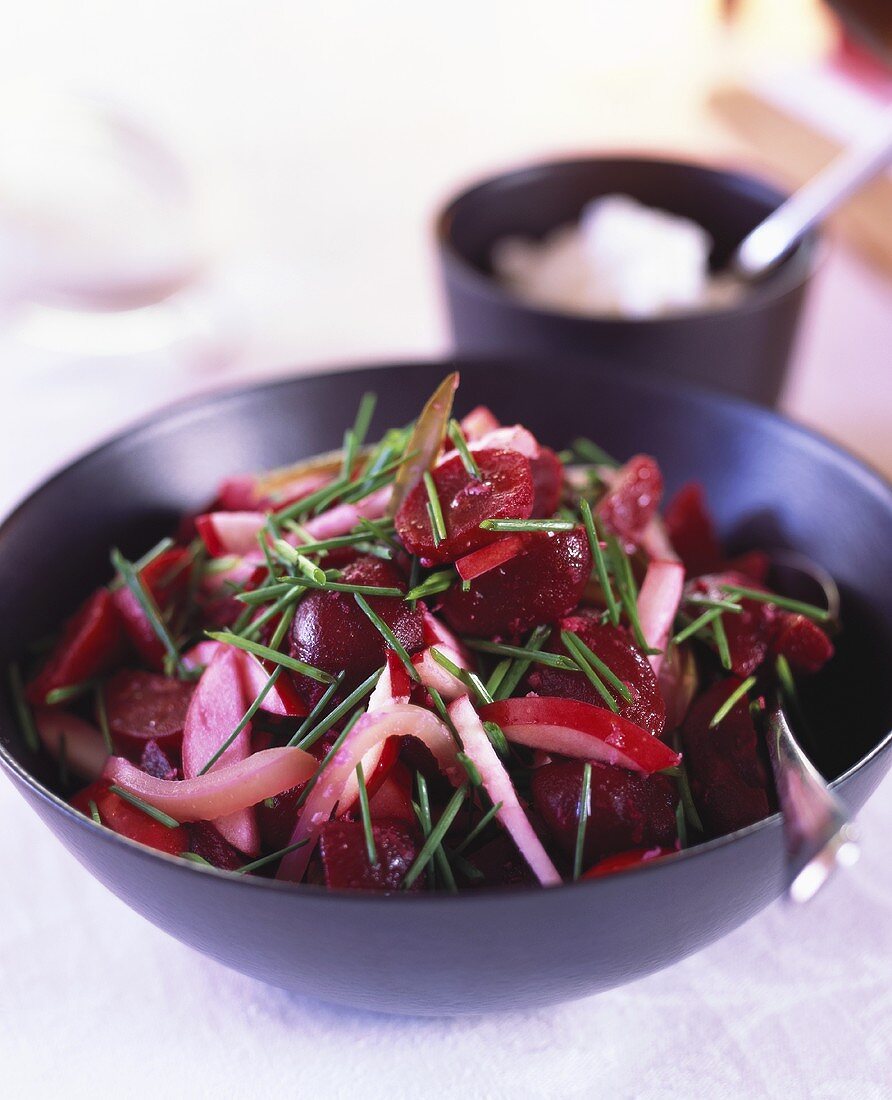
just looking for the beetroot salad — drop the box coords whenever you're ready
[9,374,837,891]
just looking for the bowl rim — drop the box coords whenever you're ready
[2,357,891,904]
[434,151,821,326]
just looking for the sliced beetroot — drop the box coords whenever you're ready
[771,612,834,673]
[664,482,723,577]
[582,846,673,879]
[394,448,534,567]
[319,818,425,891]
[440,528,592,639]
[528,612,666,738]
[531,760,677,870]
[367,761,415,823]
[687,571,777,677]
[111,548,193,670]
[71,779,188,856]
[257,785,304,853]
[597,455,663,544]
[530,446,564,517]
[467,835,537,888]
[288,555,424,706]
[188,821,244,871]
[104,670,194,754]
[139,739,178,780]
[681,678,773,838]
[27,588,125,705]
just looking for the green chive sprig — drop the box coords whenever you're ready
[709,675,758,728]
[573,763,592,881]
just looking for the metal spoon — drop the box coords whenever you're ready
[732,102,892,280]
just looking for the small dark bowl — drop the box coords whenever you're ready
[436,156,818,406]
[2,359,890,1016]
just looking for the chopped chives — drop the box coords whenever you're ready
[287,672,345,747]
[709,675,758,728]
[672,606,724,646]
[423,472,447,546]
[560,630,632,702]
[286,525,398,557]
[447,419,481,479]
[43,678,102,706]
[676,801,688,849]
[8,663,39,753]
[179,851,214,866]
[427,685,460,742]
[107,537,175,591]
[341,428,358,481]
[580,500,619,626]
[429,647,492,704]
[291,668,380,750]
[720,584,832,623]
[274,477,350,523]
[493,625,552,699]
[198,667,283,775]
[573,763,592,881]
[405,569,456,602]
[95,683,114,754]
[355,762,378,866]
[413,774,437,891]
[482,720,509,756]
[236,838,310,875]
[352,391,378,448]
[484,657,512,698]
[456,751,482,787]
[561,631,620,713]
[404,782,468,890]
[454,800,503,854]
[605,537,653,652]
[676,762,704,833]
[271,540,327,584]
[353,594,419,682]
[206,632,334,683]
[479,518,575,533]
[712,615,732,671]
[464,638,578,671]
[237,577,405,603]
[88,799,102,825]
[239,586,305,642]
[295,709,363,809]
[107,785,181,829]
[685,595,744,614]
[573,438,619,467]
[111,548,186,677]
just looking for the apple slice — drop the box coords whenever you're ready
[479,697,681,774]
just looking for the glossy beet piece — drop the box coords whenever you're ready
[440,528,592,639]
[664,482,723,577]
[681,678,773,838]
[257,785,304,853]
[70,779,187,856]
[319,818,425,892]
[111,548,193,670]
[597,455,663,543]
[771,612,834,673]
[289,556,424,706]
[139,739,178,780]
[582,846,674,879]
[188,822,244,871]
[394,448,534,566]
[528,612,666,738]
[104,670,194,754]
[468,835,537,888]
[27,588,125,705]
[687,572,777,677]
[531,761,677,871]
[530,446,564,517]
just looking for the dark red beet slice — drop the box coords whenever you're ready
[71,779,188,856]
[257,785,304,853]
[319,818,424,891]
[771,612,834,673]
[189,821,244,871]
[687,571,777,677]
[531,761,677,870]
[664,482,723,577]
[111,548,193,670]
[288,555,424,706]
[582,846,673,879]
[681,678,772,838]
[467,835,537,888]
[527,612,666,738]
[367,761,415,823]
[726,550,770,584]
[597,455,663,543]
[139,739,178,780]
[27,588,125,705]
[394,448,534,566]
[530,446,564,517]
[440,527,592,639]
[104,669,194,754]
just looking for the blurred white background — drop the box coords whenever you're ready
[1,3,890,1096]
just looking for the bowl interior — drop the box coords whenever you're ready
[439,156,814,301]
[1,359,890,792]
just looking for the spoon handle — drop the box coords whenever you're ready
[766,703,858,903]
[734,103,892,279]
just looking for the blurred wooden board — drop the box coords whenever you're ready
[711,85,892,277]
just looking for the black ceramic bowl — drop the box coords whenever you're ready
[437,156,818,406]
[2,359,890,1017]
